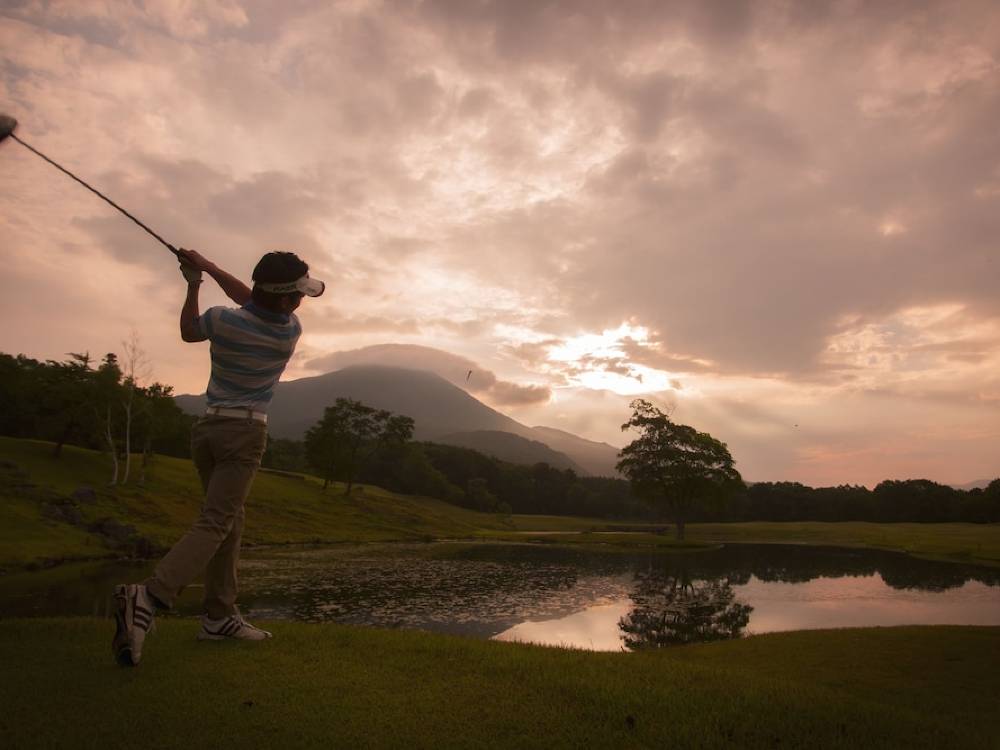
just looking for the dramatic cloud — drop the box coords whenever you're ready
[1,0,998,485]
[307,343,552,407]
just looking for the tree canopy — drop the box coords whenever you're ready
[304,398,415,495]
[0,351,193,482]
[616,399,741,539]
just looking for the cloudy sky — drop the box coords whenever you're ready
[1,0,998,487]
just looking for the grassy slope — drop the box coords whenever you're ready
[2,436,998,570]
[0,619,996,749]
[0,437,608,570]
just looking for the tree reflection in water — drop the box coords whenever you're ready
[619,566,752,649]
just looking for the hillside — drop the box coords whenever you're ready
[436,430,586,474]
[0,436,602,571]
[176,365,533,442]
[2,438,998,572]
[531,426,621,477]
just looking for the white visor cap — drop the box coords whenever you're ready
[255,274,325,297]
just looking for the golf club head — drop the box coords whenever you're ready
[0,113,17,143]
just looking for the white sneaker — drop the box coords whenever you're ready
[197,614,272,641]
[112,584,157,666]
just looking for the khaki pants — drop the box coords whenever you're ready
[145,416,267,620]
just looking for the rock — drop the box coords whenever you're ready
[42,503,85,526]
[88,517,138,545]
[71,486,97,504]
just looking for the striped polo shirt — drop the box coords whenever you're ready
[196,302,302,413]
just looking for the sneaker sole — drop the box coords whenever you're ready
[197,630,272,641]
[196,631,227,641]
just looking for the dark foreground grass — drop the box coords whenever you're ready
[0,620,997,749]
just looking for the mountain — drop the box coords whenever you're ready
[436,431,587,474]
[175,364,621,476]
[530,426,621,478]
[950,479,995,491]
[175,365,531,441]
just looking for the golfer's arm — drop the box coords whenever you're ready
[207,264,252,306]
[180,282,204,342]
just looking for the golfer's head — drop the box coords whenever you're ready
[251,251,325,313]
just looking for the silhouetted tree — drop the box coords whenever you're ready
[466,477,498,512]
[617,399,741,539]
[135,381,192,482]
[262,437,309,473]
[38,353,94,458]
[305,398,414,495]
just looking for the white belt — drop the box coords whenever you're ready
[205,407,268,424]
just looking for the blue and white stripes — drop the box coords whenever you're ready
[196,302,301,413]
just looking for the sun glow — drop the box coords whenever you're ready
[546,323,646,363]
[541,323,681,396]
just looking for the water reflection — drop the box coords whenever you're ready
[1,543,997,651]
[620,568,752,649]
[496,601,632,650]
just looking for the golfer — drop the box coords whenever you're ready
[112,248,324,667]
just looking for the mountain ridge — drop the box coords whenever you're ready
[175,364,620,476]
[435,430,587,474]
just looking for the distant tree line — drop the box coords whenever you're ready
[720,479,1000,524]
[2,350,996,522]
[267,422,648,519]
[270,427,1000,524]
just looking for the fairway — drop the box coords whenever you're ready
[0,620,996,749]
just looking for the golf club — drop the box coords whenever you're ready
[0,113,180,257]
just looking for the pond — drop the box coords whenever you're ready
[2,543,998,650]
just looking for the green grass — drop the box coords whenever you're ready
[2,436,999,570]
[0,437,518,569]
[0,619,996,749]
[482,523,1000,567]
[688,521,1000,567]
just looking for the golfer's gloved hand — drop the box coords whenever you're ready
[179,262,203,284]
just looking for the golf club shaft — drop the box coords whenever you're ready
[9,133,179,257]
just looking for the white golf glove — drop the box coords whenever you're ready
[179,262,203,284]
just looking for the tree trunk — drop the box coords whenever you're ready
[675,517,686,541]
[322,458,336,492]
[105,407,118,485]
[140,433,152,484]
[52,419,78,458]
[344,444,359,497]
[122,391,133,484]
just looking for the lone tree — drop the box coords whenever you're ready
[616,399,741,540]
[305,398,414,495]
